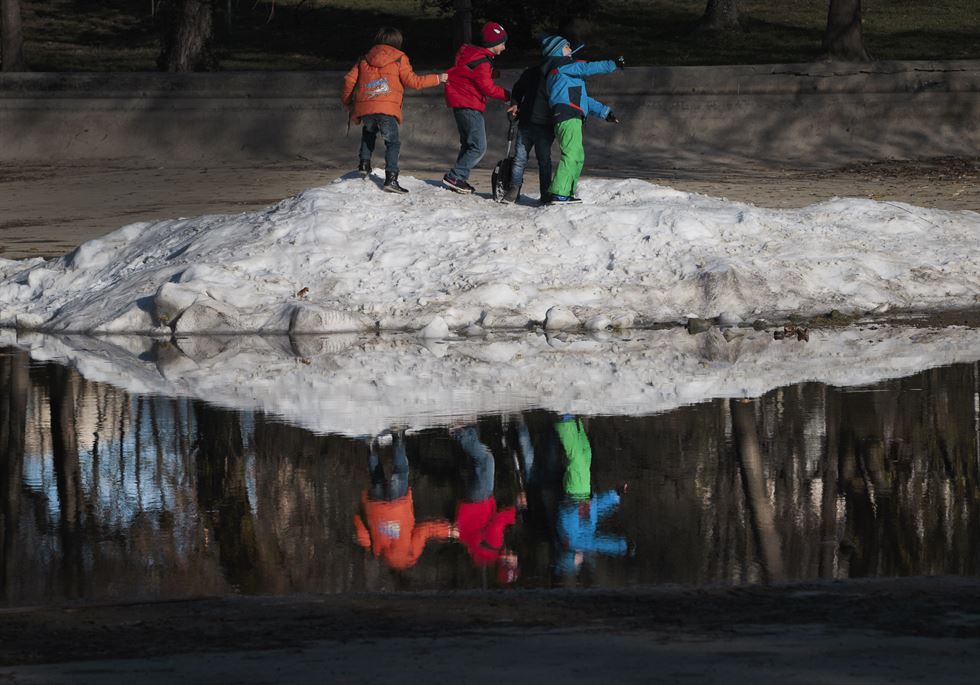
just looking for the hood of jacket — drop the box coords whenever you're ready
[453,43,495,67]
[542,55,572,75]
[365,44,406,68]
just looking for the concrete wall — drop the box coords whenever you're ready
[1,61,979,168]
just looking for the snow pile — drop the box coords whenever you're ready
[1,175,979,334]
[6,326,980,437]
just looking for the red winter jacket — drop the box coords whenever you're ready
[444,44,509,112]
[455,497,517,566]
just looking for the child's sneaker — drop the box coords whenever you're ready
[358,160,372,178]
[501,186,520,204]
[549,194,582,204]
[443,174,474,194]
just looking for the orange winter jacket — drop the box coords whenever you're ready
[341,44,441,124]
[353,489,452,571]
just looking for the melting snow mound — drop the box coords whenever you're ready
[1,174,979,334]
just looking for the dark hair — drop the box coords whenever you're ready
[374,27,403,49]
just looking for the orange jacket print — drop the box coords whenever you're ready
[353,489,453,571]
[341,44,441,124]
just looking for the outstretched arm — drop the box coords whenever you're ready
[398,55,442,90]
[559,59,617,79]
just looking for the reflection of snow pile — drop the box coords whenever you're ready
[6,326,980,437]
[1,176,979,334]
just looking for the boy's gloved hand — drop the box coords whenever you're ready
[605,111,620,124]
[615,56,626,70]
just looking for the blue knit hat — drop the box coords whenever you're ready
[541,35,569,57]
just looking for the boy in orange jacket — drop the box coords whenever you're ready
[353,431,457,571]
[342,27,447,194]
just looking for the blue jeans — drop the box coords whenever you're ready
[359,114,401,173]
[448,108,487,182]
[453,427,495,503]
[509,123,554,198]
[368,432,409,501]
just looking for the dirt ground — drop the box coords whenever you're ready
[1,157,978,260]
[2,577,980,683]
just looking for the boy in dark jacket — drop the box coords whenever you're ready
[442,21,517,194]
[542,36,623,204]
[502,54,555,204]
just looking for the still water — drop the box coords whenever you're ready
[1,341,979,607]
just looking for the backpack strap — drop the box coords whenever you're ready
[465,56,492,70]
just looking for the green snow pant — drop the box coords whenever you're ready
[548,118,585,198]
[555,417,592,500]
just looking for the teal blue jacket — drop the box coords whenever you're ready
[545,57,616,124]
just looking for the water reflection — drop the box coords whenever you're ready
[1,346,979,606]
[355,430,454,571]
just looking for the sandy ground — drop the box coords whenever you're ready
[2,577,980,683]
[1,157,978,260]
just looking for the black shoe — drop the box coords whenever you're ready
[501,186,520,204]
[383,171,408,194]
[443,174,474,194]
[358,160,372,178]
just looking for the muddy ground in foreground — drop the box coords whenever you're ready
[1,577,980,683]
[1,157,978,260]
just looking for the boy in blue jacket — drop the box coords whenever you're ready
[542,36,623,203]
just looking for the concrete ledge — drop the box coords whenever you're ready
[2,60,979,167]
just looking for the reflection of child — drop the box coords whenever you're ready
[554,417,629,575]
[556,490,629,575]
[353,432,454,570]
[453,426,520,584]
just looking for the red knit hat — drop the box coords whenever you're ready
[480,21,507,47]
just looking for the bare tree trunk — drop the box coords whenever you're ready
[1,0,27,71]
[0,350,29,601]
[699,0,739,32]
[824,0,870,62]
[730,399,785,583]
[49,365,85,599]
[453,0,472,48]
[159,0,215,72]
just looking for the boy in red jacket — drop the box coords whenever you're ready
[442,21,517,194]
[451,425,521,584]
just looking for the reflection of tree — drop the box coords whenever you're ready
[819,387,840,578]
[5,354,980,601]
[194,403,264,593]
[0,349,29,601]
[47,364,85,599]
[730,399,784,583]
